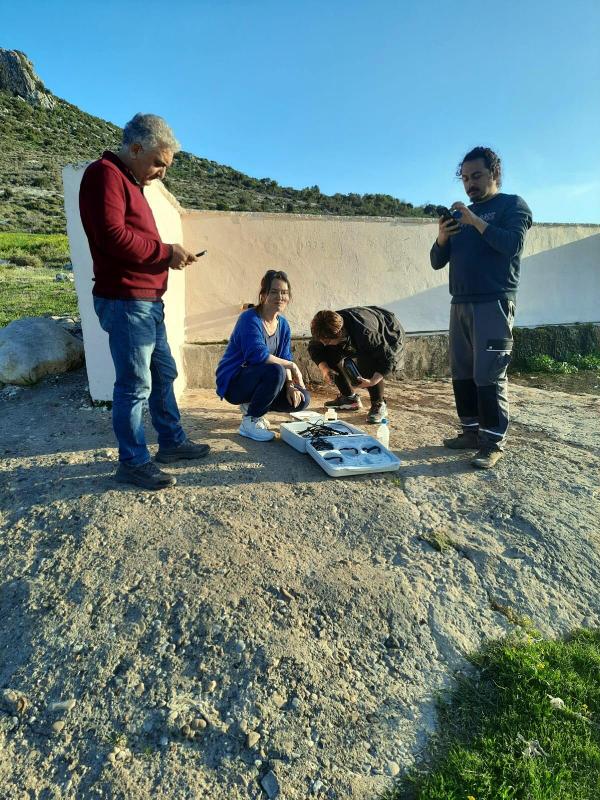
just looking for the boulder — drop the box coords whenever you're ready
[0,317,84,386]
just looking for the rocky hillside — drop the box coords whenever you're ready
[0,48,437,234]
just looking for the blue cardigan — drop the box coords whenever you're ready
[215,308,293,398]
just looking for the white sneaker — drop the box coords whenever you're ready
[239,415,275,442]
[240,404,271,429]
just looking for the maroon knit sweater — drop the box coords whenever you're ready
[79,151,173,299]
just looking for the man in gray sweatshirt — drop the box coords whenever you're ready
[430,146,532,468]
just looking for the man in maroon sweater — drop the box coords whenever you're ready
[79,113,210,490]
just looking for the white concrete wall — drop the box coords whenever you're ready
[62,165,186,401]
[64,168,600,397]
[182,211,600,341]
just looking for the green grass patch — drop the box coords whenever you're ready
[0,232,70,270]
[0,233,76,326]
[0,264,78,327]
[387,629,600,800]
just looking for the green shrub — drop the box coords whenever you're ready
[0,233,70,270]
[524,354,555,372]
[512,324,600,368]
[524,355,579,374]
[521,351,600,374]
[31,175,54,189]
[7,251,44,268]
[567,352,600,371]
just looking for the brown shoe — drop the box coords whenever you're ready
[471,447,504,469]
[443,431,479,449]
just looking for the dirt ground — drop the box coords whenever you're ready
[1,369,599,800]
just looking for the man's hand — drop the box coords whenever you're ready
[286,384,303,409]
[436,217,460,246]
[169,244,196,270]
[451,202,488,234]
[318,362,337,385]
[356,372,383,389]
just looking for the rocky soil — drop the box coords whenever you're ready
[0,369,599,800]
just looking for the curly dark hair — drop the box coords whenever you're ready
[456,146,502,187]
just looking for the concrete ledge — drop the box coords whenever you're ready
[183,323,600,390]
[183,332,451,390]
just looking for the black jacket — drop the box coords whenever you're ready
[309,306,405,375]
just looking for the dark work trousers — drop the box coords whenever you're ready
[449,299,515,449]
[320,345,386,403]
[225,363,310,418]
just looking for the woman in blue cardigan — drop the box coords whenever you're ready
[215,270,310,441]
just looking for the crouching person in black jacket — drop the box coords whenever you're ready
[309,306,405,424]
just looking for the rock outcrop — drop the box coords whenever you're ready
[0,317,83,385]
[0,48,56,109]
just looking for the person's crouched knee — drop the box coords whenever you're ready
[264,363,287,389]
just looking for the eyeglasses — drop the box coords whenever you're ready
[268,290,289,298]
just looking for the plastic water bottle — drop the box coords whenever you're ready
[376,418,390,449]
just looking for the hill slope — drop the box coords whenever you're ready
[0,50,437,233]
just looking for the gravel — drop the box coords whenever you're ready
[0,367,598,798]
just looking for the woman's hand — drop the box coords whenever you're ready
[286,383,303,408]
[289,362,305,388]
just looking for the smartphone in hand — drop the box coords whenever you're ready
[438,206,460,223]
[195,250,208,257]
[438,207,460,231]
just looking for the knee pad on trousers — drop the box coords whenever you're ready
[477,385,500,429]
[452,379,478,418]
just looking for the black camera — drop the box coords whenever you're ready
[438,206,460,224]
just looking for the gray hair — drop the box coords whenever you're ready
[122,113,181,153]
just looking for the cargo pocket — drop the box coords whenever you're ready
[486,338,513,382]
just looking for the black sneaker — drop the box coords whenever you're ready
[155,438,211,463]
[115,461,176,490]
[324,394,362,411]
[443,431,479,449]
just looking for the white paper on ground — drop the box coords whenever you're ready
[289,411,325,422]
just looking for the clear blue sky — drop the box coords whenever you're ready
[3,0,599,223]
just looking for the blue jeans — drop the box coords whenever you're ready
[94,298,186,464]
[225,363,310,417]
